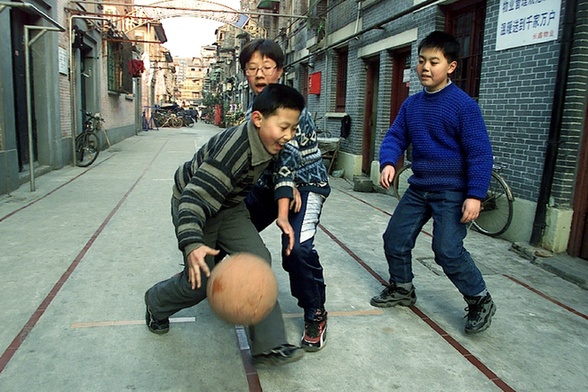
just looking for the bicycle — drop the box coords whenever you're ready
[178,110,196,127]
[392,161,514,237]
[75,111,104,167]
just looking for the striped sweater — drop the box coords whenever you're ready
[380,82,493,200]
[246,106,330,199]
[172,120,274,255]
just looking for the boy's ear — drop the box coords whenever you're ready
[251,111,263,128]
[447,60,458,75]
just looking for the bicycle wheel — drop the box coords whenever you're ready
[472,171,514,237]
[392,164,413,199]
[185,116,195,128]
[154,112,166,127]
[171,116,183,128]
[75,132,100,167]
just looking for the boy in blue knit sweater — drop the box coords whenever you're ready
[371,31,497,334]
[239,39,331,351]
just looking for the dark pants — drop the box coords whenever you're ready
[145,198,287,355]
[382,186,487,297]
[245,185,327,321]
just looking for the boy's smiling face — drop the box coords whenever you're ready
[417,47,457,92]
[251,108,300,155]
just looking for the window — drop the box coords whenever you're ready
[300,0,309,15]
[444,0,486,100]
[335,47,348,112]
[301,65,309,101]
[107,41,133,93]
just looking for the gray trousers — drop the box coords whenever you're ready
[145,198,287,355]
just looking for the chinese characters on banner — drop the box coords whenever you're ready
[495,0,561,51]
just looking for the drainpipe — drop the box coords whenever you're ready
[354,0,362,35]
[530,0,579,246]
[24,26,62,191]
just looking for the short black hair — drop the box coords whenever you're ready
[239,39,285,71]
[418,31,460,64]
[252,84,305,117]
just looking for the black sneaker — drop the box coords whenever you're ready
[145,293,169,335]
[464,293,496,334]
[252,344,304,366]
[370,283,416,307]
[301,309,327,352]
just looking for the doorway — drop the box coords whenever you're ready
[362,57,379,174]
[390,47,411,167]
[569,105,588,260]
[11,8,38,171]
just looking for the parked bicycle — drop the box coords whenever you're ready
[76,111,104,167]
[392,160,514,237]
[178,110,196,127]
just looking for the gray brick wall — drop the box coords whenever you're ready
[327,0,358,32]
[552,0,588,208]
[295,0,586,208]
[479,0,574,203]
[340,40,366,155]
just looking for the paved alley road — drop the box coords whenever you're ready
[0,124,587,391]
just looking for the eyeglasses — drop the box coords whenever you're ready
[245,65,277,76]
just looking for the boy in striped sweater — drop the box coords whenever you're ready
[145,84,306,366]
[371,31,497,334]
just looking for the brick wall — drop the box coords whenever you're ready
[552,0,588,207]
[480,0,562,202]
[295,0,586,208]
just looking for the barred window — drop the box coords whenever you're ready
[107,41,133,94]
[301,64,309,101]
[335,47,348,112]
[444,0,486,100]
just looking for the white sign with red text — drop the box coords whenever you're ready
[496,0,561,51]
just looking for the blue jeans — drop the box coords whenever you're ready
[383,186,486,297]
[246,185,326,320]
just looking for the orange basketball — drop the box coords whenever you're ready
[206,253,278,325]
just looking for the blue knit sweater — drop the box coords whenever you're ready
[380,83,493,200]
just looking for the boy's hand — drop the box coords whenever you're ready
[186,246,220,290]
[380,165,396,189]
[461,198,482,223]
[290,187,302,213]
[276,217,295,256]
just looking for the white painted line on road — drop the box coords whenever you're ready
[69,310,383,328]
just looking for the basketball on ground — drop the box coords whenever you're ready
[206,252,278,325]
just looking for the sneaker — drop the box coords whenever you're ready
[370,283,416,307]
[252,344,304,366]
[145,293,169,335]
[301,309,327,352]
[464,293,496,334]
